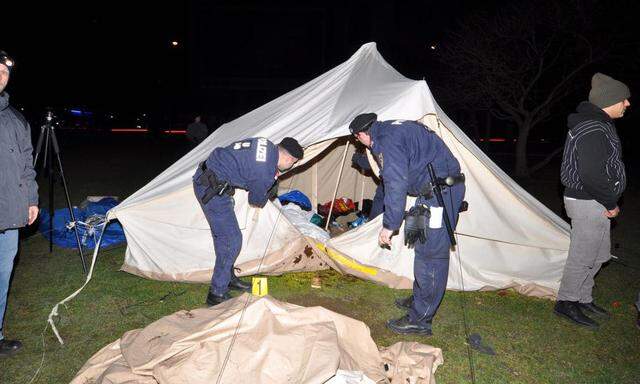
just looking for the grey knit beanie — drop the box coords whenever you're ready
[589,73,630,108]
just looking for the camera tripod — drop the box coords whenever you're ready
[33,110,87,273]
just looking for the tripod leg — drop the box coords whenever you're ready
[48,130,54,253]
[33,125,46,166]
[50,128,88,274]
[43,127,50,174]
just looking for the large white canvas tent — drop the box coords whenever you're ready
[107,42,570,297]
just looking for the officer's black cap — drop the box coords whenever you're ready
[349,113,377,134]
[279,137,304,159]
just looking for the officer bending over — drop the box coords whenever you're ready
[350,113,465,335]
[193,137,303,306]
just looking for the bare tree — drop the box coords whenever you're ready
[435,1,606,177]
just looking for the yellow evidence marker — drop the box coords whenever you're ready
[252,277,268,297]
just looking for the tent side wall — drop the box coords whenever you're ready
[117,187,326,282]
[312,111,568,298]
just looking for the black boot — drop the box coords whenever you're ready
[206,291,232,307]
[394,295,414,310]
[386,315,432,336]
[554,301,599,329]
[229,269,251,292]
[0,339,22,358]
[577,302,610,318]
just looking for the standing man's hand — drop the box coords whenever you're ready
[378,228,394,247]
[28,206,39,225]
[605,206,620,218]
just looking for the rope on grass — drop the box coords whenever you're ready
[47,221,106,344]
[436,115,478,383]
[26,323,49,384]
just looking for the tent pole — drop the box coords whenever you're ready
[325,140,350,230]
[311,162,318,211]
[359,171,365,212]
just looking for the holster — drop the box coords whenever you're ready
[417,172,465,199]
[196,162,235,204]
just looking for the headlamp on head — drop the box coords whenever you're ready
[0,51,14,72]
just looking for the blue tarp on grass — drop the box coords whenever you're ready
[38,198,125,249]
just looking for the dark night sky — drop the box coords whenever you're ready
[3,1,482,115]
[3,0,638,139]
[4,2,187,110]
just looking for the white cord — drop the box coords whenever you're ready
[26,323,49,384]
[47,222,106,344]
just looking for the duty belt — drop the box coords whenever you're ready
[196,162,235,204]
[416,172,465,198]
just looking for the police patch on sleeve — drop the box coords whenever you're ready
[256,138,268,162]
[233,141,252,150]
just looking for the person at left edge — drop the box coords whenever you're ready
[1,50,39,358]
[193,137,303,306]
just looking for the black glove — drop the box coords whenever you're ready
[267,182,279,200]
[404,205,430,248]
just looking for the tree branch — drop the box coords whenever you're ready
[529,147,564,174]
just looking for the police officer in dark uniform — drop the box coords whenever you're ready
[350,113,465,335]
[193,137,303,306]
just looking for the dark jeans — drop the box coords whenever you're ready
[0,229,18,341]
[194,182,242,296]
[409,183,465,325]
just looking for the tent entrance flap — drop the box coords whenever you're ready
[278,137,379,212]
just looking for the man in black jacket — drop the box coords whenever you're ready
[555,73,630,328]
[0,50,39,357]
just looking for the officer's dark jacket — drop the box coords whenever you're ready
[201,137,278,207]
[369,120,460,231]
[0,92,38,231]
[352,152,372,171]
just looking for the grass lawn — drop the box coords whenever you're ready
[1,135,639,383]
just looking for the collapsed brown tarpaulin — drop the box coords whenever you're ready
[380,342,444,384]
[70,294,443,384]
